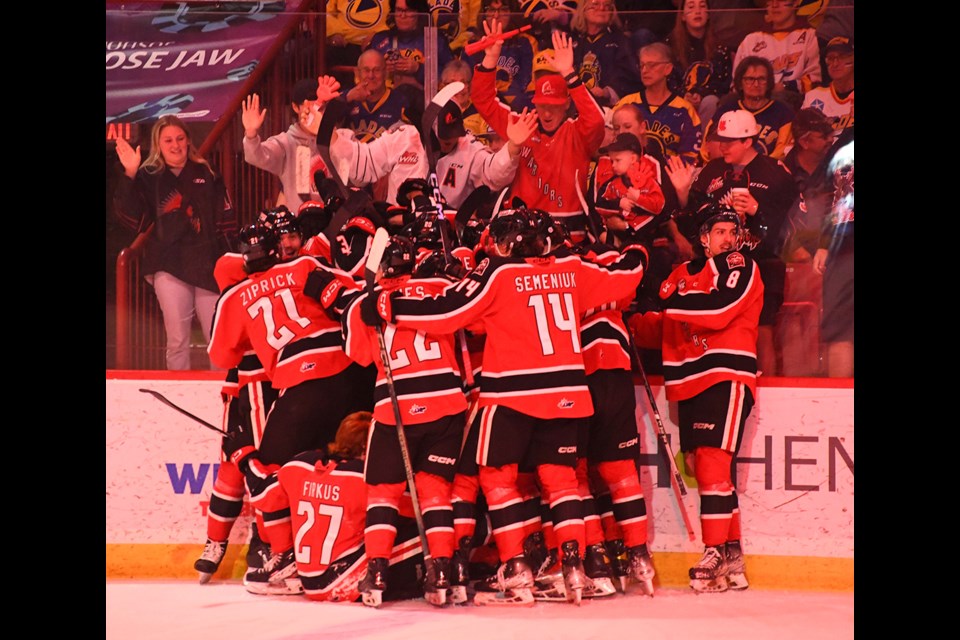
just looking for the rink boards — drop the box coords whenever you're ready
[106,372,853,591]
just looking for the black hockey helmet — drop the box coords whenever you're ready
[412,248,448,279]
[696,202,743,237]
[331,216,378,274]
[489,207,557,257]
[396,177,431,209]
[405,209,458,253]
[271,205,301,237]
[239,222,280,274]
[381,235,417,278]
[459,216,488,252]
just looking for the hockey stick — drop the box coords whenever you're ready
[574,168,604,242]
[364,227,433,562]
[138,388,232,438]
[623,333,697,541]
[418,81,476,390]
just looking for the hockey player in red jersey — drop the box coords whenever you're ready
[251,411,429,601]
[362,208,647,605]
[207,221,376,594]
[338,236,469,607]
[471,23,606,243]
[628,204,763,593]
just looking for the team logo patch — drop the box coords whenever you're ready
[726,252,745,269]
[660,281,675,296]
[398,151,419,165]
[474,258,490,276]
[678,278,687,292]
[558,398,575,409]
[300,362,317,372]
[409,404,427,415]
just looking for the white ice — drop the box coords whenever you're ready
[106,581,854,640]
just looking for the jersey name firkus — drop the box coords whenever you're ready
[515,272,576,292]
[302,481,340,501]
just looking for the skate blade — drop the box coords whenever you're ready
[727,573,749,590]
[567,587,582,606]
[449,585,468,605]
[616,575,629,593]
[198,572,214,585]
[635,578,655,597]
[474,587,536,607]
[584,577,617,598]
[362,589,384,608]
[424,589,448,607]
[690,577,729,593]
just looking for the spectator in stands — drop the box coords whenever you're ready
[683,109,799,376]
[780,107,834,264]
[345,49,420,142]
[463,0,537,111]
[665,0,734,129]
[812,127,853,378]
[521,0,578,49]
[570,0,640,108]
[702,56,794,162]
[113,115,238,370]
[614,42,702,165]
[618,0,679,53]
[440,59,490,142]
[240,78,330,213]
[733,0,821,109]
[472,24,605,243]
[325,0,389,70]
[368,0,454,92]
[428,0,478,53]
[802,37,853,135]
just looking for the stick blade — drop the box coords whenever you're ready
[431,81,465,108]
[365,227,391,282]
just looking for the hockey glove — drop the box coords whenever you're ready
[360,290,396,327]
[620,242,649,270]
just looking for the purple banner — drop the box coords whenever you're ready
[106,2,300,123]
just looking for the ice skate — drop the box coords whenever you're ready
[627,543,656,596]
[532,549,566,602]
[725,541,749,591]
[604,538,630,593]
[243,548,302,596]
[559,541,588,605]
[523,531,550,577]
[358,557,390,608]
[194,539,227,584]
[246,524,270,571]
[473,555,536,607]
[449,536,472,605]
[423,557,452,607]
[582,543,617,598]
[689,545,729,593]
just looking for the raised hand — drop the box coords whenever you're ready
[315,75,342,105]
[241,94,267,138]
[506,108,539,147]
[547,30,575,77]
[115,136,141,179]
[665,155,696,207]
[480,19,505,68]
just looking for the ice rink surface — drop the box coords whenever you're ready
[106,580,854,640]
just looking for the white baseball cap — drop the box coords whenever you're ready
[715,110,761,140]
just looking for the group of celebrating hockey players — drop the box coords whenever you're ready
[180,7,800,610]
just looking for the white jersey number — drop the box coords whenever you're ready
[247,288,311,350]
[294,501,344,566]
[382,325,442,370]
[528,292,580,356]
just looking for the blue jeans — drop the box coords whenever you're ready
[151,271,218,370]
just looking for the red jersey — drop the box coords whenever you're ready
[629,251,763,401]
[578,244,635,374]
[253,450,368,601]
[207,256,358,390]
[343,276,467,426]
[390,248,646,419]
[472,65,605,227]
